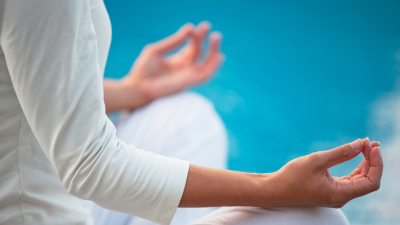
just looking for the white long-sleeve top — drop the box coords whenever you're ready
[0,0,190,224]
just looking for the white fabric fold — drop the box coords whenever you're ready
[0,0,189,224]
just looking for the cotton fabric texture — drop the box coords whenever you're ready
[0,0,189,224]
[91,92,228,225]
[191,207,350,225]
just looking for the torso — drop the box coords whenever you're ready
[0,0,111,223]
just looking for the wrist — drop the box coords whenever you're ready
[252,172,281,208]
[119,78,151,111]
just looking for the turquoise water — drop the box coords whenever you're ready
[103,0,400,223]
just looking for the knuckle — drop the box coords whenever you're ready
[295,156,307,165]
[308,152,323,165]
[143,44,155,53]
[336,146,349,158]
[307,152,318,161]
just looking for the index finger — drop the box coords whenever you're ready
[148,23,194,54]
[367,147,383,185]
[361,137,372,160]
[361,138,372,176]
[185,21,210,62]
[350,146,383,197]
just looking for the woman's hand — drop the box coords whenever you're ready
[267,138,382,208]
[104,22,223,113]
[180,138,382,209]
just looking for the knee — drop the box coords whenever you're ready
[143,92,226,138]
[117,92,227,169]
[151,92,219,121]
[191,207,349,225]
[151,92,228,167]
[274,207,349,225]
[288,207,349,225]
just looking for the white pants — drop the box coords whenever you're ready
[92,92,228,225]
[91,92,349,225]
[191,207,349,225]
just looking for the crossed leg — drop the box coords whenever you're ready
[190,207,349,225]
[91,92,349,225]
[91,92,228,225]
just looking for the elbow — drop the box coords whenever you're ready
[50,118,119,201]
[62,131,119,201]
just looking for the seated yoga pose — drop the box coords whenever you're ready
[0,0,382,225]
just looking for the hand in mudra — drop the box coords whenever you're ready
[269,138,382,208]
[121,22,223,109]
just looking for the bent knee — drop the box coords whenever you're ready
[123,92,225,134]
[116,92,227,168]
[191,207,349,225]
[278,207,349,225]
[150,92,216,116]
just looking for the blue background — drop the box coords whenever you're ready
[103,0,400,223]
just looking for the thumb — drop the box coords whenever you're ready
[319,139,364,169]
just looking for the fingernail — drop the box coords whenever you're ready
[365,137,372,147]
[183,23,194,31]
[377,141,381,146]
[350,139,363,151]
[199,21,211,29]
[211,31,222,40]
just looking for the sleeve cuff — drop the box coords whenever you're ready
[154,157,190,225]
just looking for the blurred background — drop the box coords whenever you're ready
[103,0,400,224]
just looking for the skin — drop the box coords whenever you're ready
[103,22,222,113]
[102,22,383,209]
[179,138,382,208]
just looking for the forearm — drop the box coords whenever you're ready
[179,164,277,208]
[181,140,382,210]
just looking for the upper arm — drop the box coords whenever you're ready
[0,0,107,181]
[0,2,190,224]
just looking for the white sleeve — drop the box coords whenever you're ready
[0,0,189,224]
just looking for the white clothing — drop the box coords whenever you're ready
[191,207,350,225]
[0,0,189,224]
[91,92,228,225]
[91,93,349,225]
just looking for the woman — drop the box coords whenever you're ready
[0,0,383,225]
